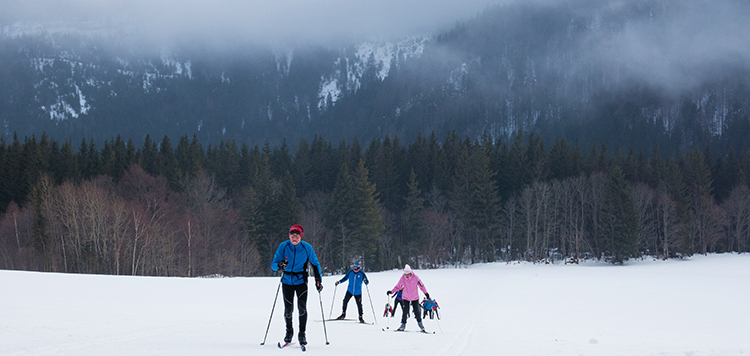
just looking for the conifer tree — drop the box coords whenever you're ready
[274,171,301,234]
[402,169,426,266]
[327,162,355,268]
[349,159,385,265]
[468,141,501,261]
[601,166,638,264]
[327,160,384,269]
[139,135,159,177]
[662,157,691,256]
[683,148,720,254]
[159,135,181,191]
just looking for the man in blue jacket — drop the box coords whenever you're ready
[271,224,323,346]
[334,262,369,323]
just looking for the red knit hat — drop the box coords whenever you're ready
[289,224,304,238]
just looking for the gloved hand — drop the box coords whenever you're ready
[335,281,340,286]
[316,280,323,292]
[425,293,431,300]
[364,279,369,285]
[277,259,288,270]
[386,290,392,295]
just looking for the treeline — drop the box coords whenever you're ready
[1,130,750,276]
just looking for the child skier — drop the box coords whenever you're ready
[386,264,430,332]
[334,262,369,323]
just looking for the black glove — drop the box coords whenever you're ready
[335,281,340,286]
[277,259,288,270]
[386,290,392,295]
[364,279,369,285]
[425,293,431,300]
[316,280,323,292]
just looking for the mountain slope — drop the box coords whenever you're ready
[1,0,749,154]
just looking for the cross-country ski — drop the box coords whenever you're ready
[278,342,306,351]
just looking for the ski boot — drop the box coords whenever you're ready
[336,313,346,320]
[418,321,425,332]
[298,331,307,345]
[284,328,293,344]
[359,315,366,323]
[396,323,406,331]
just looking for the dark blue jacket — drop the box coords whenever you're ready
[271,240,322,286]
[338,269,369,295]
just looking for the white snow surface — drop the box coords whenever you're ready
[1,254,748,356]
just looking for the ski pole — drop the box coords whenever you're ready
[385,295,392,329]
[434,314,443,334]
[328,284,338,320]
[432,306,443,334]
[317,287,330,345]
[260,272,285,345]
[365,284,377,325]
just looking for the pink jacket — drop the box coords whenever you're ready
[390,272,428,302]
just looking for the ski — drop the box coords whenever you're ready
[315,319,374,325]
[278,342,306,351]
[392,329,435,334]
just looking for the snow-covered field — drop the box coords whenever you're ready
[1,254,748,356]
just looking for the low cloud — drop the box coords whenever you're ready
[1,0,512,47]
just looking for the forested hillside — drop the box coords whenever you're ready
[2,131,749,276]
[1,0,749,156]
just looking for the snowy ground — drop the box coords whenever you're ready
[1,254,748,356]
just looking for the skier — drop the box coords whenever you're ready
[422,298,439,319]
[383,301,393,317]
[386,264,430,332]
[391,289,407,318]
[271,224,323,347]
[334,261,370,323]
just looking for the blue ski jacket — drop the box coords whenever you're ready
[338,269,369,296]
[271,240,322,286]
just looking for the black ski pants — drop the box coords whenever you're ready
[400,299,422,324]
[282,283,308,333]
[341,291,364,316]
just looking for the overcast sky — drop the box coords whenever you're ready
[2,0,748,94]
[0,0,516,47]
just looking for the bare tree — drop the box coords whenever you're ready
[631,182,656,256]
[586,172,607,259]
[722,185,750,252]
[654,187,682,259]
[422,210,452,268]
[499,196,518,261]
[692,194,725,254]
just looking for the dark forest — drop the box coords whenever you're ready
[2,130,748,276]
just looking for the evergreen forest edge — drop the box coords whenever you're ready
[1,129,749,277]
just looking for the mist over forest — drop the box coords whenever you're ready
[0,0,748,157]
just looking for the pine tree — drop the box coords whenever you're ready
[327,160,384,269]
[139,135,159,177]
[683,148,720,254]
[159,135,181,191]
[274,171,301,234]
[468,141,501,262]
[600,166,639,264]
[350,159,385,265]
[327,162,356,268]
[402,169,426,266]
